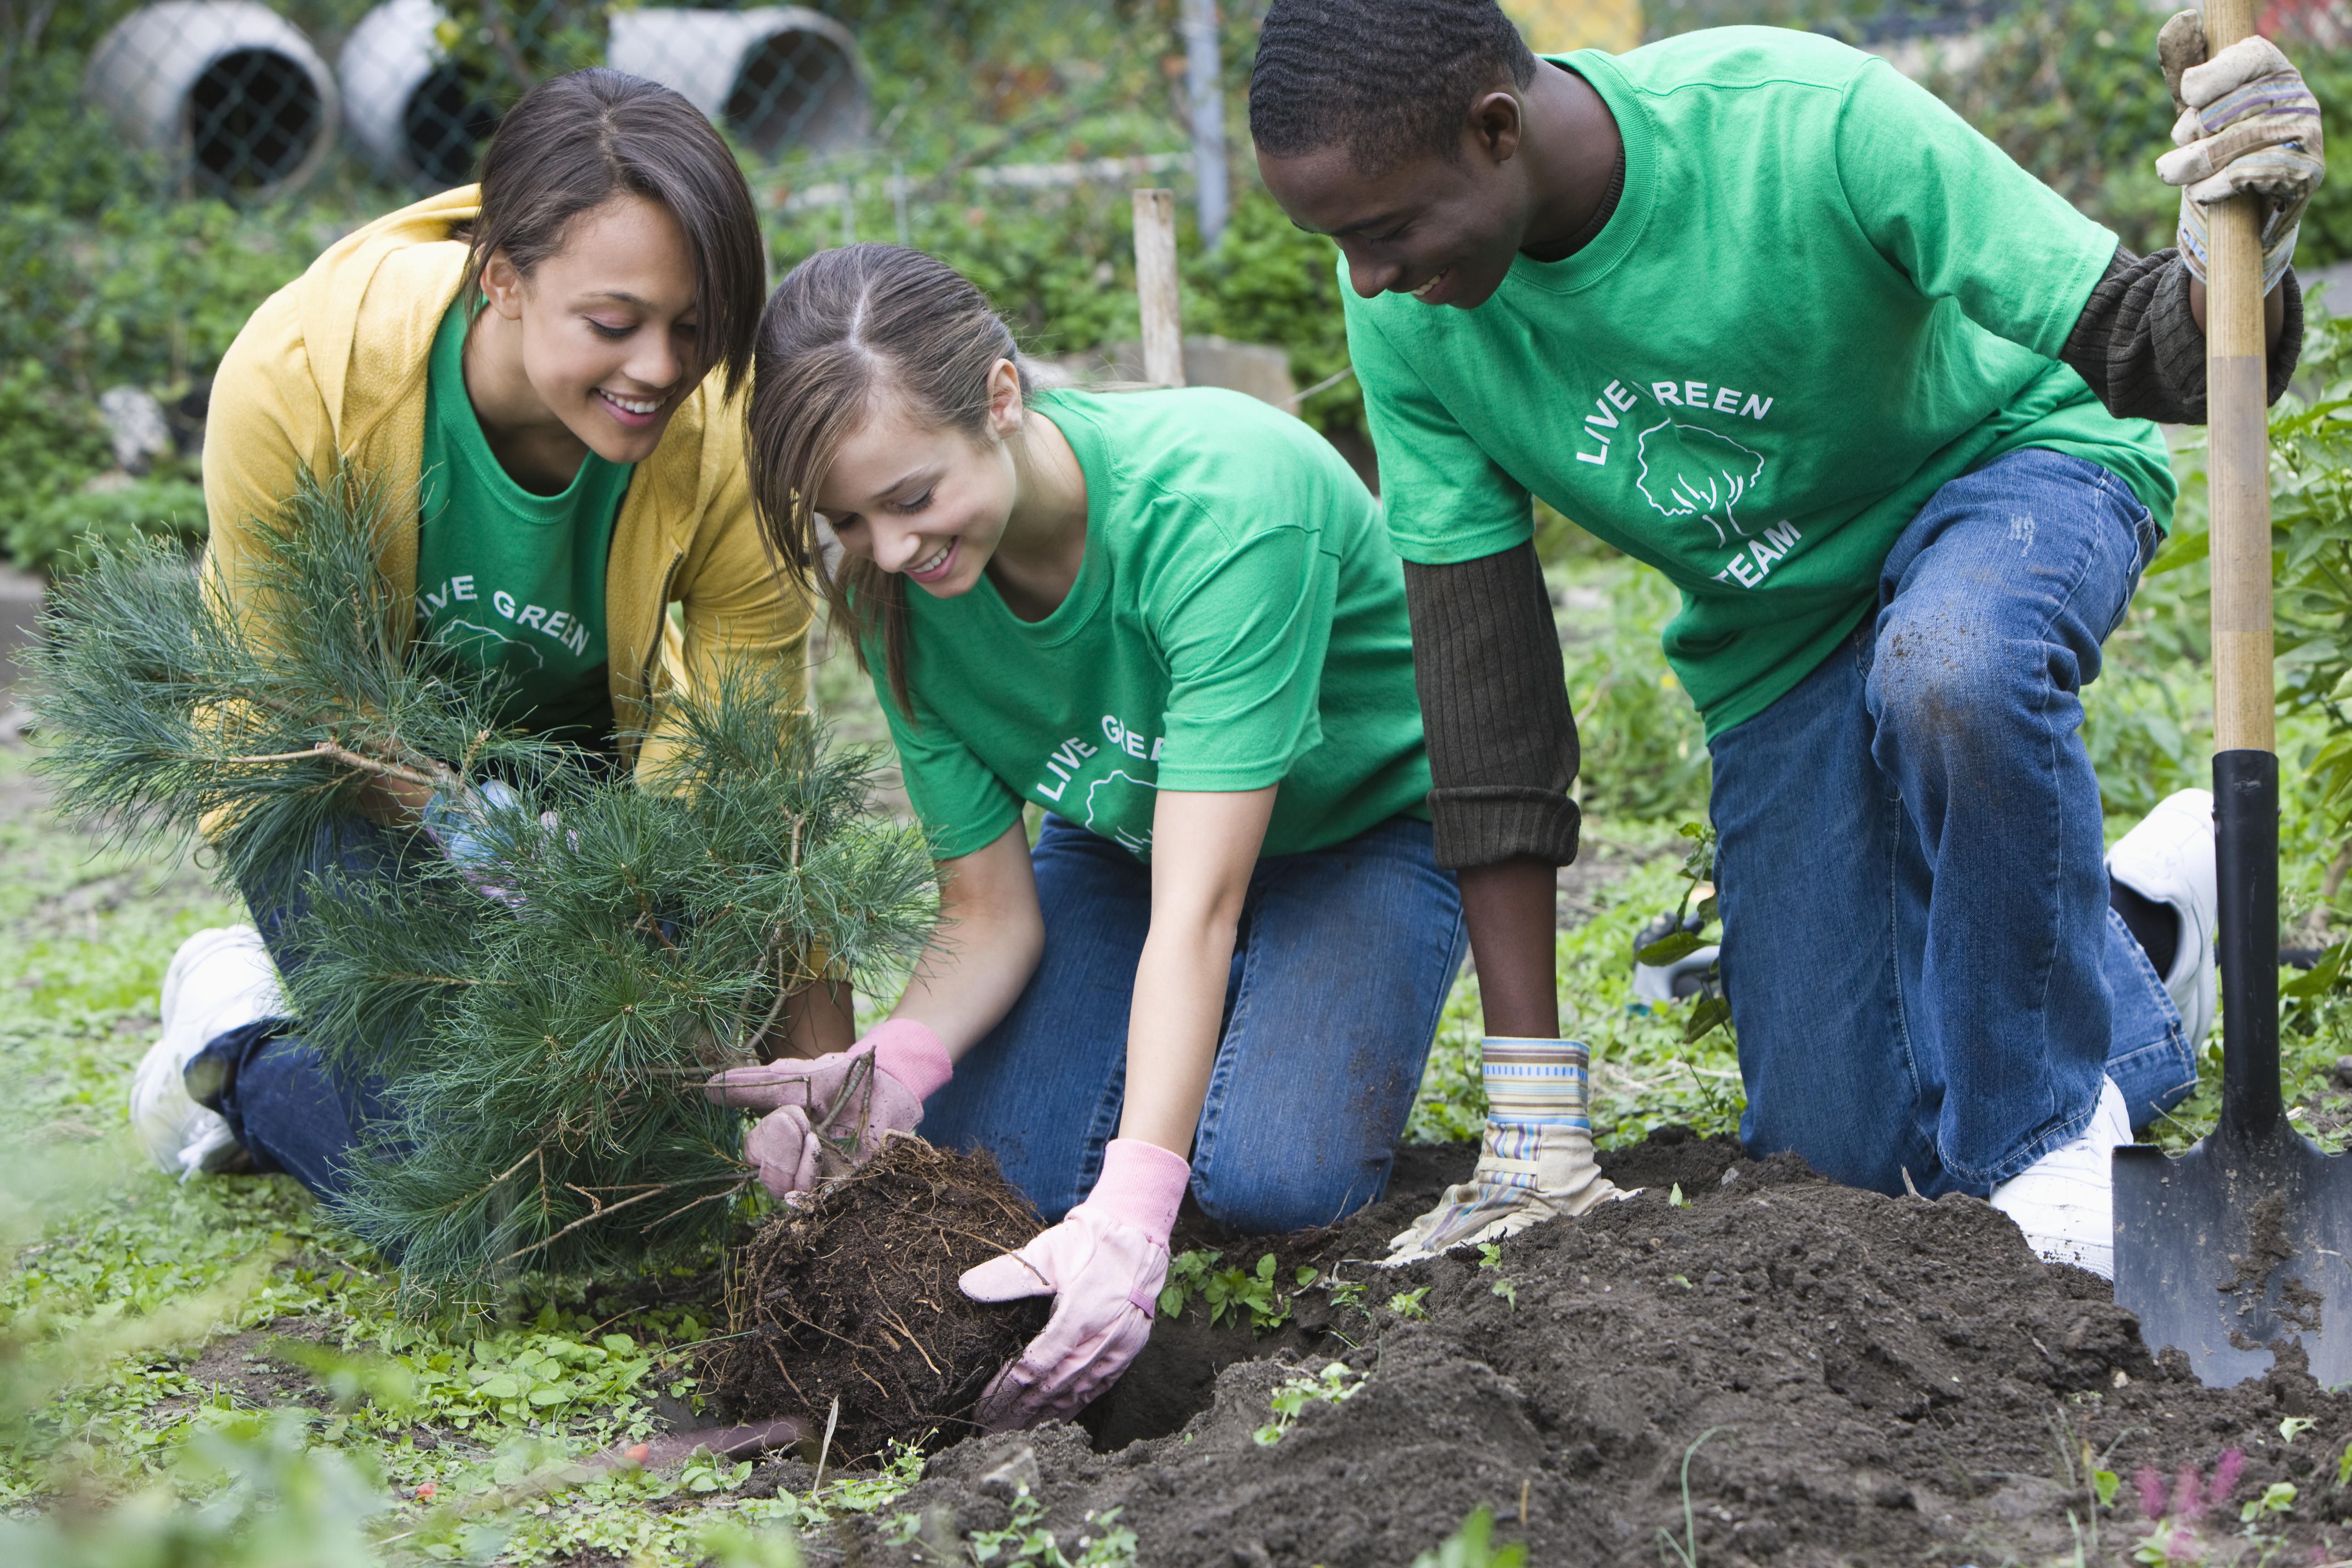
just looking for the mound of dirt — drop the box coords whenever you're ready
[843,1132,2352,1567]
[706,1140,1048,1461]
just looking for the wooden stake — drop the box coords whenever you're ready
[2205,0,2273,756]
[1132,188,1186,387]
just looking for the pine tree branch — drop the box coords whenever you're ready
[219,740,453,792]
[497,1181,680,1267]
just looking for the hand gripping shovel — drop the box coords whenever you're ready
[2111,0,2352,1388]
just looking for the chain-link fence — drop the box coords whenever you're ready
[56,0,872,199]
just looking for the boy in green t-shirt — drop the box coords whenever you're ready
[1250,1,2324,1277]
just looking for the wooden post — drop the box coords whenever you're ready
[2205,0,2273,755]
[1132,188,1186,387]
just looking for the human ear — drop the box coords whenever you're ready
[985,358,1024,439]
[1468,89,1525,164]
[479,251,527,321]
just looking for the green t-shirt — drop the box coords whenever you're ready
[874,387,1431,861]
[415,299,633,740]
[1344,28,2176,737]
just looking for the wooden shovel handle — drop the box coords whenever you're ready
[2206,0,2275,755]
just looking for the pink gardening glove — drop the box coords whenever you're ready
[703,1019,952,1200]
[959,1139,1188,1431]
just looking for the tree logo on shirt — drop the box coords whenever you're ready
[1635,420,1766,548]
[431,617,546,672]
[1083,770,1156,856]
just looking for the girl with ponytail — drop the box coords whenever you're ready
[715,244,1491,1429]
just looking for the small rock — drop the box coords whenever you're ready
[2331,1055,2352,1090]
[98,386,171,476]
[977,1445,1040,1501]
[915,1506,961,1560]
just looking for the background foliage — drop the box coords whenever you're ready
[12,0,2351,572]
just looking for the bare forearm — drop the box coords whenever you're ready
[1115,787,1276,1157]
[1117,919,1238,1154]
[892,912,1041,1057]
[1458,857,1560,1039]
[890,825,1044,1056]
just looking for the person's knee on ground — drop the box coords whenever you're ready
[1187,1149,1392,1236]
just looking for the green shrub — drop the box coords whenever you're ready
[0,360,114,566]
[1558,559,1714,822]
[5,476,208,577]
[1184,185,1361,435]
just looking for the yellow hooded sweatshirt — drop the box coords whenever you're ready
[200,186,810,779]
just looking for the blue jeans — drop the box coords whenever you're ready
[1709,448,2195,1200]
[923,815,1468,1232]
[192,816,409,1204]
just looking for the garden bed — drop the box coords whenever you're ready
[822,1133,2352,1567]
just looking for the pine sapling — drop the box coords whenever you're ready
[30,464,939,1297]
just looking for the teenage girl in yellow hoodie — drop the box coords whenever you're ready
[128,69,840,1196]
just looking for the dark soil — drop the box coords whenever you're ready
[846,1130,2352,1568]
[705,1139,1049,1463]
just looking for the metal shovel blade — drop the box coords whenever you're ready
[2113,1129,2352,1388]
[2112,752,2352,1388]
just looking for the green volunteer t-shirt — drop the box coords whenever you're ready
[1344,28,2176,737]
[414,298,632,740]
[872,387,1431,861]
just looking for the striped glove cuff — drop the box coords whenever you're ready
[1481,1035,1593,1129]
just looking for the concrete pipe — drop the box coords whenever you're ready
[338,0,501,187]
[84,2,338,198]
[608,8,869,159]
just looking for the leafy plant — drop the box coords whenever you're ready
[1409,1504,1527,1568]
[1251,1361,1364,1446]
[1475,1243,1518,1310]
[2239,1481,2296,1524]
[1637,822,1731,1048]
[967,1484,1136,1567]
[1155,1249,1312,1331]
[1385,1287,1429,1321]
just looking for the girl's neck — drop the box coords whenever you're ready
[986,406,1089,622]
[462,307,591,496]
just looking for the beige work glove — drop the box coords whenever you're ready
[1384,1038,1635,1265]
[2157,11,2324,292]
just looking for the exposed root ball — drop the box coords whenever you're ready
[707,1139,1048,1462]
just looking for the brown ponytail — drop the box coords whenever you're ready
[745,244,1031,716]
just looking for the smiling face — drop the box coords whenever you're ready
[814,362,1024,599]
[1257,97,1536,311]
[478,193,704,465]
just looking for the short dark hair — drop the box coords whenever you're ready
[460,68,765,394]
[1249,0,1538,172]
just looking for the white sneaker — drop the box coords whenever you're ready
[1990,1076,2133,1278]
[2106,788,2218,1050]
[129,927,282,1179]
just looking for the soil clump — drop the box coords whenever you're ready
[706,1140,1047,1462]
[850,1131,2352,1567]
